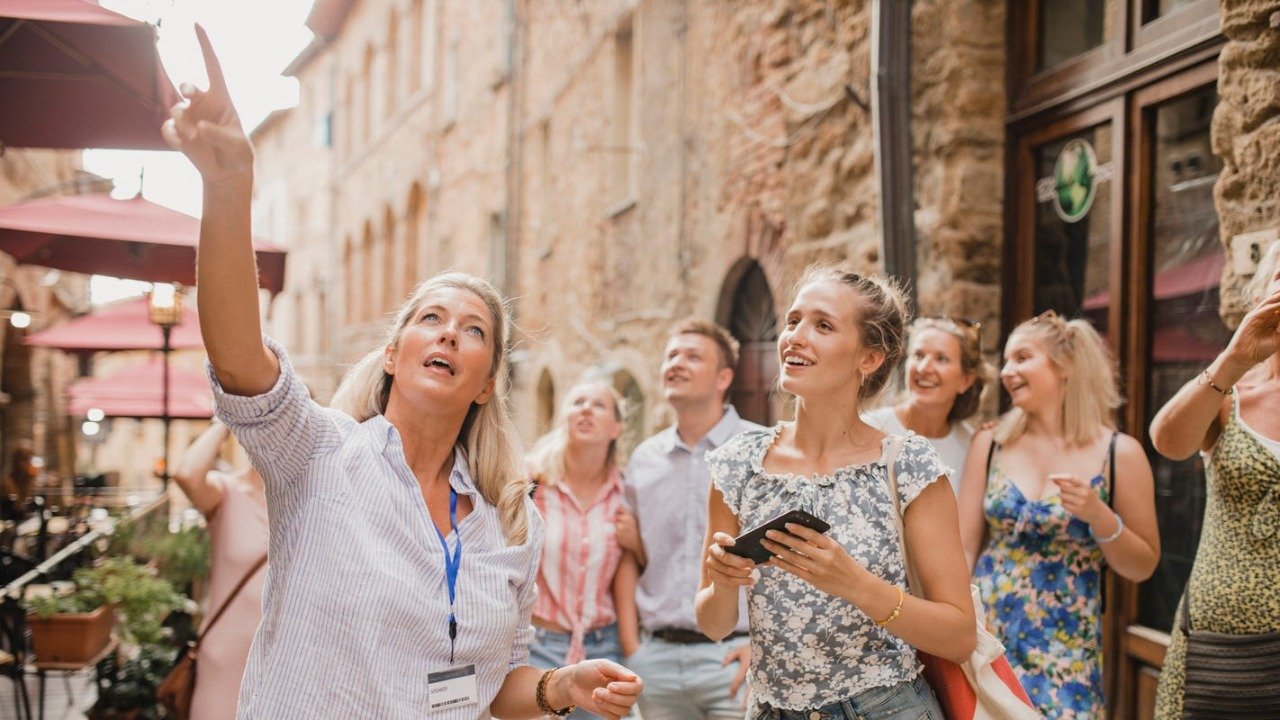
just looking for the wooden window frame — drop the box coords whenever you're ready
[1009,1,1220,121]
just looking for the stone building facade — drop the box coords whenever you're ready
[253,1,1278,716]
[254,0,1009,434]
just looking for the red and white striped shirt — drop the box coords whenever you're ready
[532,469,626,664]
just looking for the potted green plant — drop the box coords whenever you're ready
[24,557,188,664]
[24,583,113,665]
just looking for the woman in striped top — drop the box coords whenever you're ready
[162,28,642,720]
[527,380,643,717]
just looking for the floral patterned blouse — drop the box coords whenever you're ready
[708,426,950,711]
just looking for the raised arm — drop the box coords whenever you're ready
[173,419,230,517]
[1150,285,1280,459]
[162,25,277,396]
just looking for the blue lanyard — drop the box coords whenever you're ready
[434,488,462,662]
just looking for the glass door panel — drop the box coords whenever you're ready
[1032,124,1117,335]
[1138,84,1229,631]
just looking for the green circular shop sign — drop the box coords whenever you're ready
[1053,139,1097,223]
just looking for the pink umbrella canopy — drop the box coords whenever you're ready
[25,296,203,353]
[0,0,180,150]
[0,193,287,293]
[68,357,213,419]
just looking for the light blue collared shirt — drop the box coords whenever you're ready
[210,337,543,719]
[624,406,761,633]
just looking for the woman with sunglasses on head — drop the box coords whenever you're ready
[696,267,975,720]
[160,27,642,720]
[958,312,1160,719]
[526,378,643,719]
[1148,243,1280,719]
[865,317,994,495]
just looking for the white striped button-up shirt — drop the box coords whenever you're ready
[210,338,543,719]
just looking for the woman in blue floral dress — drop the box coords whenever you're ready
[695,267,976,720]
[958,312,1161,719]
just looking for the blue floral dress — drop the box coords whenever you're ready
[973,443,1110,719]
[708,426,950,714]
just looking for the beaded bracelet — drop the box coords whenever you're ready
[536,668,575,717]
[1090,512,1125,544]
[1197,370,1233,396]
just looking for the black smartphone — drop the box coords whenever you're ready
[723,509,831,565]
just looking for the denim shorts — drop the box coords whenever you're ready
[751,676,944,720]
[529,624,624,720]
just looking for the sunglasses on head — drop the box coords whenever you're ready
[916,315,982,344]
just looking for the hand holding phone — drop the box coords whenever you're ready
[724,509,831,565]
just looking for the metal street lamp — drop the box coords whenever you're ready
[148,283,182,488]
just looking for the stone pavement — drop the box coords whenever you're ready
[0,670,97,720]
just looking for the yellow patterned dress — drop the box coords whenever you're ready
[1154,398,1280,717]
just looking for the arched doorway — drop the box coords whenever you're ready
[610,370,645,461]
[717,260,779,426]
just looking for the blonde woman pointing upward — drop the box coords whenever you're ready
[162,26,641,720]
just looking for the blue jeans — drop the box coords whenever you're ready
[530,624,623,720]
[751,676,944,720]
[626,636,748,720]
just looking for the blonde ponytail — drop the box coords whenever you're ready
[330,272,531,545]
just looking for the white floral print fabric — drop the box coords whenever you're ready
[708,426,951,711]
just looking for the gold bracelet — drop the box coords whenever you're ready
[874,586,905,627]
[535,668,576,717]
[1197,370,1233,396]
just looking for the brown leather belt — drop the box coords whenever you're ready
[650,627,749,644]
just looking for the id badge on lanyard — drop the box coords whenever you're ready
[430,488,477,711]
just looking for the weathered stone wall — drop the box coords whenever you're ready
[1215,0,1280,323]
[910,0,1006,341]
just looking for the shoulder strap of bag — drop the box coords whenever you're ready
[1107,430,1118,507]
[195,554,267,648]
[884,434,923,595]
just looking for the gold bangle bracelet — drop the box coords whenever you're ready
[874,586,905,627]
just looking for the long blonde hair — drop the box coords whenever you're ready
[995,312,1120,446]
[330,272,530,545]
[526,378,625,488]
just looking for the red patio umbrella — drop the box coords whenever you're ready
[24,295,202,352]
[68,357,212,419]
[0,193,287,293]
[0,0,180,150]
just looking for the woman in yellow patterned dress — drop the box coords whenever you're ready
[1149,242,1280,717]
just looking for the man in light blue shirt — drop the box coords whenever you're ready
[618,319,762,720]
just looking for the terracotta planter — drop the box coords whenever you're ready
[26,605,113,664]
